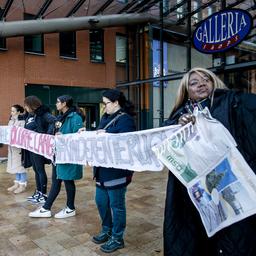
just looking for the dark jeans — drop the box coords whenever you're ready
[30,152,47,194]
[95,186,127,239]
[44,165,76,210]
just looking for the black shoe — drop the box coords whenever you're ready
[92,231,111,244]
[100,237,124,253]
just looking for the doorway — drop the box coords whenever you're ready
[78,103,99,131]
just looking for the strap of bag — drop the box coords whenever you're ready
[103,112,125,130]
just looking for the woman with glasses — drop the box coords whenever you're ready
[163,67,256,256]
[91,89,136,253]
[29,95,84,219]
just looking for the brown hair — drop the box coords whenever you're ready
[24,95,42,112]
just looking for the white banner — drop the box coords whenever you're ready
[153,109,256,237]
[0,126,11,144]
[9,126,55,161]
[0,125,180,171]
[55,126,180,171]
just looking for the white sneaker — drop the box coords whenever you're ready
[54,207,76,219]
[29,207,51,218]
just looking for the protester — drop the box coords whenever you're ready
[24,96,56,203]
[163,67,256,256]
[29,95,84,219]
[90,89,136,253]
[6,104,27,194]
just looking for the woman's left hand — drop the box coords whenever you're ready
[178,114,196,126]
[96,129,106,134]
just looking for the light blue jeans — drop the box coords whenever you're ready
[95,186,127,239]
[15,172,27,183]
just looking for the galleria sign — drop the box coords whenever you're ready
[193,9,252,53]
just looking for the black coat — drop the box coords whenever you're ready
[164,89,256,256]
[22,105,56,168]
[93,110,136,189]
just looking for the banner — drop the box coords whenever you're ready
[55,126,180,171]
[10,126,55,161]
[1,125,179,171]
[0,126,11,144]
[153,109,256,237]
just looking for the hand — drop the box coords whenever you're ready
[178,114,196,126]
[78,127,86,133]
[96,129,106,134]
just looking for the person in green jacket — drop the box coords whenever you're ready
[29,95,84,219]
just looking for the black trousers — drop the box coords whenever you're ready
[44,165,76,210]
[30,152,47,194]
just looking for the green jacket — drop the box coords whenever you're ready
[56,112,83,180]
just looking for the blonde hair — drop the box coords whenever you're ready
[170,67,227,116]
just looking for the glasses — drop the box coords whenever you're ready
[102,101,112,107]
[189,77,211,87]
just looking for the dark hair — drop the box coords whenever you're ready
[24,96,42,111]
[102,89,135,116]
[57,95,73,108]
[57,95,86,122]
[12,104,24,113]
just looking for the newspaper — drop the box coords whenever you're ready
[152,108,256,237]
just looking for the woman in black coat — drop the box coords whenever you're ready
[24,95,56,204]
[164,67,256,256]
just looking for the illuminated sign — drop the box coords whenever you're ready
[193,9,252,54]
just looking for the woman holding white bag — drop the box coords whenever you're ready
[163,67,256,256]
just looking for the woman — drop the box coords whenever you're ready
[164,67,256,256]
[6,104,27,194]
[29,95,84,219]
[91,89,136,254]
[24,96,56,203]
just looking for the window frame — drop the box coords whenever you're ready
[24,13,44,54]
[59,31,77,59]
[89,29,104,63]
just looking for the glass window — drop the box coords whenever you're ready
[59,31,76,58]
[116,35,127,63]
[163,0,169,14]
[177,0,184,19]
[223,70,256,94]
[24,13,44,54]
[90,29,104,62]
[0,37,6,49]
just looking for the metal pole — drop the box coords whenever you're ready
[0,13,160,38]
[186,0,192,71]
[159,0,164,126]
[136,25,141,130]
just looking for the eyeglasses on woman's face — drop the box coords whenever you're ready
[102,101,112,107]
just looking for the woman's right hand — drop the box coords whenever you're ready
[78,127,86,133]
[178,114,196,126]
[96,129,106,134]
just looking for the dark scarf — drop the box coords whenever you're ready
[55,106,76,132]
